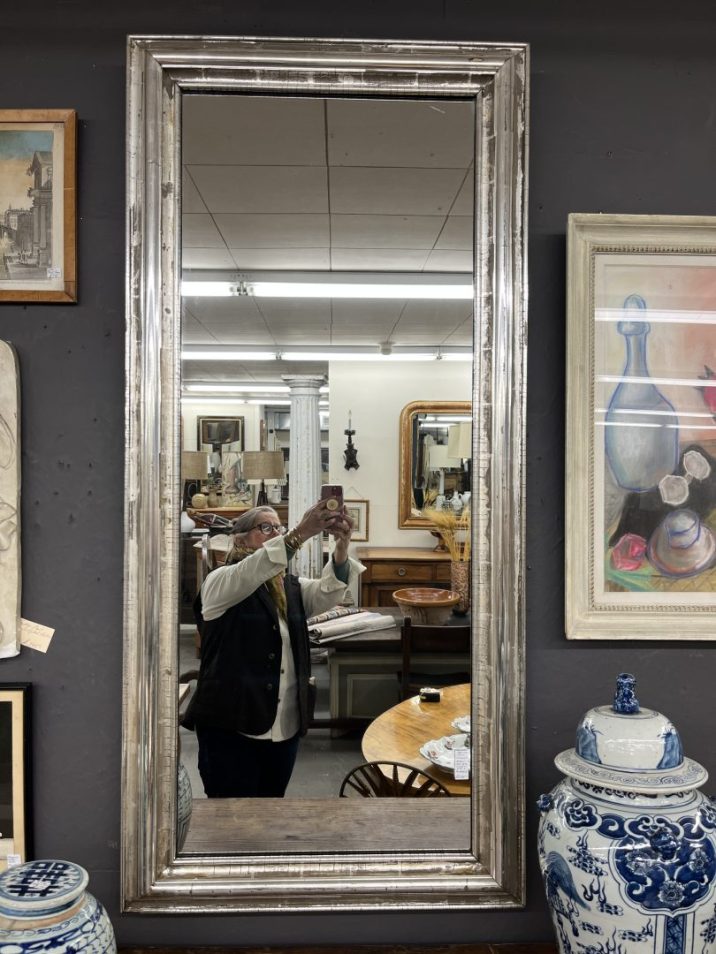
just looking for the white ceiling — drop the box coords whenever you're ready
[181,95,475,386]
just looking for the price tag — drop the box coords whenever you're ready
[453,747,470,780]
[20,618,54,653]
[6,854,21,868]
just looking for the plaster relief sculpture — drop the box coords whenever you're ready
[0,341,20,657]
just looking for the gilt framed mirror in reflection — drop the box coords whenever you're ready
[123,35,528,913]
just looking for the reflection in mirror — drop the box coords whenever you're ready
[123,35,527,913]
[398,401,472,529]
[178,93,475,851]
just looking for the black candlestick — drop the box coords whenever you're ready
[343,428,359,470]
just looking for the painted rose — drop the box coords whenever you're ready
[611,533,647,571]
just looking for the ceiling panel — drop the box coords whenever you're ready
[215,213,330,248]
[183,95,326,166]
[183,214,226,248]
[229,248,331,270]
[423,249,474,272]
[182,295,264,323]
[451,171,475,215]
[182,248,236,269]
[189,165,329,214]
[330,214,444,250]
[435,215,473,250]
[182,171,208,213]
[329,167,465,216]
[326,99,474,168]
[330,248,429,271]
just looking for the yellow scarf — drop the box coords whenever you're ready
[226,543,287,620]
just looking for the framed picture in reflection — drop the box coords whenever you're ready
[345,499,369,542]
[0,684,31,870]
[566,213,716,639]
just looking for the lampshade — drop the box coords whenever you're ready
[447,421,472,459]
[241,450,286,482]
[181,451,209,480]
[428,444,460,470]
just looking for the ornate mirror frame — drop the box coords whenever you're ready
[399,400,473,529]
[123,34,528,914]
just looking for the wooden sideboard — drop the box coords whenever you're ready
[356,546,451,607]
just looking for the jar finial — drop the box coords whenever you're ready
[613,672,640,714]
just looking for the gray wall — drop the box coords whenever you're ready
[2,0,715,945]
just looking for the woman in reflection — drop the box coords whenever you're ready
[183,501,362,797]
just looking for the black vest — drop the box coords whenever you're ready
[182,573,312,737]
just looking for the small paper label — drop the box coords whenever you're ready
[6,854,21,868]
[453,747,471,780]
[20,618,55,653]
[46,266,62,279]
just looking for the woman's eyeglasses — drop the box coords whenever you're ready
[252,522,286,536]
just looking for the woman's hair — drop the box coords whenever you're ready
[231,506,278,536]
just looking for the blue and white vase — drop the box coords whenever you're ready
[538,673,716,954]
[0,859,116,953]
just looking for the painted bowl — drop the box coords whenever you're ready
[392,587,460,624]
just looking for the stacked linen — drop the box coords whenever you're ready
[308,611,397,644]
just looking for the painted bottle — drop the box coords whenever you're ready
[605,294,679,491]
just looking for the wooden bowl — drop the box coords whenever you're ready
[392,587,460,624]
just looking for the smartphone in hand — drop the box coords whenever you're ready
[320,484,344,515]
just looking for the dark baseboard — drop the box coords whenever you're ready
[120,945,558,954]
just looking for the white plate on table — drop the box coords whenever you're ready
[451,714,471,734]
[419,733,469,773]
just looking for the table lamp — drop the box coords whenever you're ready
[241,450,286,506]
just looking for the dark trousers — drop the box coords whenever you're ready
[196,724,300,797]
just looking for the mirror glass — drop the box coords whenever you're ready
[123,35,527,913]
[178,92,474,850]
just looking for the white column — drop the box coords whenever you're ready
[282,374,325,578]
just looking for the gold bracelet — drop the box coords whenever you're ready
[284,527,303,551]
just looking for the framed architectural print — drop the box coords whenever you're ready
[345,499,369,542]
[0,109,77,303]
[566,213,716,639]
[0,684,31,870]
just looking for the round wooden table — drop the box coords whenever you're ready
[360,684,471,796]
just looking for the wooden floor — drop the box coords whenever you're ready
[182,797,471,854]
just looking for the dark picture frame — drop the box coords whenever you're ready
[196,415,243,452]
[0,110,77,303]
[0,683,32,870]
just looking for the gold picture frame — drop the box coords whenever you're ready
[0,683,31,871]
[0,110,77,303]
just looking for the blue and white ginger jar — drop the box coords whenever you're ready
[538,673,716,954]
[0,859,116,953]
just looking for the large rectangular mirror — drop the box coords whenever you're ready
[123,35,528,913]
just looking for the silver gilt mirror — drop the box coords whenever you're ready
[123,34,528,913]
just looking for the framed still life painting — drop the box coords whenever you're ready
[566,214,716,639]
[0,109,77,303]
[0,684,31,870]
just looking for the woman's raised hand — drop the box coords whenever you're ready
[295,499,336,542]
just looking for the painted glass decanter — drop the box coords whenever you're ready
[538,673,716,954]
[605,294,679,492]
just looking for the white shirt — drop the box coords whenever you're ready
[200,535,364,741]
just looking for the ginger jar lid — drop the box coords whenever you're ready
[0,859,88,918]
[554,673,708,793]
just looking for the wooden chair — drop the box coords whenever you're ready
[399,617,470,701]
[339,761,452,797]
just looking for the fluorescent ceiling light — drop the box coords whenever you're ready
[282,351,437,362]
[184,383,290,394]
[181,271,474,301]
[181,349,277,361]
